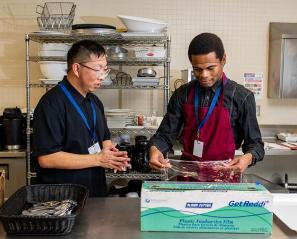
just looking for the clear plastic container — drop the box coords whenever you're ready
[162,159,241,183]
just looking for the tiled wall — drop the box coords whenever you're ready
[0,0,297,123]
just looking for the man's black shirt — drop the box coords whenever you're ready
[33,77,110,197]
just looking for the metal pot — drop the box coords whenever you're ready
[137,68,156,77]
[106,46,128,59]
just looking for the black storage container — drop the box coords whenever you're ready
[0,184,88,235]
[3,107,24,150]
[133,139,151,173]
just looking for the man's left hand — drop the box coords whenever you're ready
[225,153,253,173]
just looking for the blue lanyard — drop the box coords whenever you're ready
[194,83,222,136]
[59,83,97,143]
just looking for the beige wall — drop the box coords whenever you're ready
[0,0,297,124]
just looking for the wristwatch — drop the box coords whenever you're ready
[249,153,257,166]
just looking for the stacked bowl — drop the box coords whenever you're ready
[39,43,70,83]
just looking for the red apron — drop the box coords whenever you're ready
[179,73,239,182]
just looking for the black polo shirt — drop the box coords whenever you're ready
[33,77,111,197]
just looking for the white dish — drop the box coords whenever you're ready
[134,47,166,58]
[117,15,167,33]
[132,77,160,82]
[106,109,131,113]
[121,32,166,37]
[40,79,61,85]
[106,114,130,117]
[132,82,159,86]
[132,77,160,86]
[125,126,144,129]
[273,193,297,231]
[72,28,117,34]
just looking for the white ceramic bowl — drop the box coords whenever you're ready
[39,61,67,79]
[117,15,167,33]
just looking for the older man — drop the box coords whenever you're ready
[33,40,129,196]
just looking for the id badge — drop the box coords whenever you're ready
[88,142,101,154]
[193,140,204,157]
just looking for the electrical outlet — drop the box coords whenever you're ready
[256,105,260,116]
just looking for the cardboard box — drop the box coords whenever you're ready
[141,181,273,233]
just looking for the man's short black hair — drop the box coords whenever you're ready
[67,40,106,71]
[188,33,225,62]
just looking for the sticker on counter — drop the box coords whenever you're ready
[243,73,263,100]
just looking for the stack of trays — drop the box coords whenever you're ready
[105,109,133,128]
[132,77,160,86]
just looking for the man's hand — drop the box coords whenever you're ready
[95,145,130,171]
[225,153,253,173]
[102,140,118,151]
[149,146,170,170]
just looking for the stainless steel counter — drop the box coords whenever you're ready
[0,198,296,239]
[172,138,297,157]
[0,150,26,158]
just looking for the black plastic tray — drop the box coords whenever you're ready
[0,184,88,235]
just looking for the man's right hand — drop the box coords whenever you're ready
[149,146,170,170]
[94,146,130,171]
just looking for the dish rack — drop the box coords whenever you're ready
[36,2,76,32]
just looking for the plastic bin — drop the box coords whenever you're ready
[0,184,88,235]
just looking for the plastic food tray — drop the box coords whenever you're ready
[0,184,88,235]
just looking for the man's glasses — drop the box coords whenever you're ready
[79,63,110,79]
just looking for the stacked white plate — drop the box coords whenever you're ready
[132,77,160,86]
[105,109,133,128]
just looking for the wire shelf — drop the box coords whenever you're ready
[28,32,169,45]
[29,56,168,65]
[29,83,165,90]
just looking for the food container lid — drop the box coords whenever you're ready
[72,24,116,30]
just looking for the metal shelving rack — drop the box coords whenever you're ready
[25,32,171,184]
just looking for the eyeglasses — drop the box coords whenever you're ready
[79,63,110,79]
